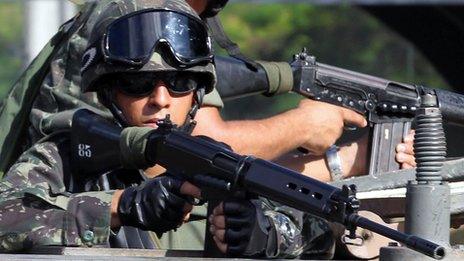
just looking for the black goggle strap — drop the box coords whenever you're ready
[81,43,105,75]
[206,16,259,71]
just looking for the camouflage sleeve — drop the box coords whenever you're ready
[260,199,335,259]
[0,139,113,252]
[202,87,224,108]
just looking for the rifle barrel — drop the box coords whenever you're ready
[351,214,445,259]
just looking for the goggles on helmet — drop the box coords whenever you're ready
[103,9,213,67]
[107,72,205,97]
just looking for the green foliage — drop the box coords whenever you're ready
[0,2,23,100]
[219,4,449,120]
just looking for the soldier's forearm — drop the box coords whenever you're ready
[274,152,331,181]
[274,135,369,181]
[338,134,369,178]
[193,106,313,160]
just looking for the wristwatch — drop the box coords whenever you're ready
[325,145,344,181]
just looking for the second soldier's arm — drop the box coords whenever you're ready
[193,100,367,160]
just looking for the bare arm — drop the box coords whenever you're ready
[193,99,367,160]
[193,106,309,160]
[274,135,369,182]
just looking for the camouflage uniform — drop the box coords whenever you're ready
[0,0,334,257]
[28,0,224,145]
[0,135,113,250]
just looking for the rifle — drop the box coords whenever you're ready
[70,109,445,259]
[214,50,464,175]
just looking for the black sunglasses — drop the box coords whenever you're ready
[108,72,204,97]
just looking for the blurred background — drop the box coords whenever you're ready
[0,0,450,120]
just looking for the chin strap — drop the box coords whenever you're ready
[108,102,129,128]
[179,87,205,134]
[97,88,129,128]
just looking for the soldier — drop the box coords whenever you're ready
[12,0,414,185]
[0,0,207,252]
[0,0,335,258]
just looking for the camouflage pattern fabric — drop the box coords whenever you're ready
[159,199,335,259]
[80,0,216,94]
[0,132,208,252]
[0,136,113,252]
[0,0,210,252]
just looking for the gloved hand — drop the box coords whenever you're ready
[117,175,193,236]
[209,199,273,257]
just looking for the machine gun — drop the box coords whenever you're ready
[70,109,445,259]
[215,50,464,175]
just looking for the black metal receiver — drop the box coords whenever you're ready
[290,48,464,175]
[291,48,422,123]
[132,118,444,260]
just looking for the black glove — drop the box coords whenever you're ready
[223,199,273,257]
[117,175,188,236]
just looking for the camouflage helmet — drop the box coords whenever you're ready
[201,0,229,18]
[80,0,216,94]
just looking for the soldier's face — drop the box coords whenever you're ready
[114,80,194,128]
[185,0,207,13]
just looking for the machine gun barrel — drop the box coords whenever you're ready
[119,123,445,259]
